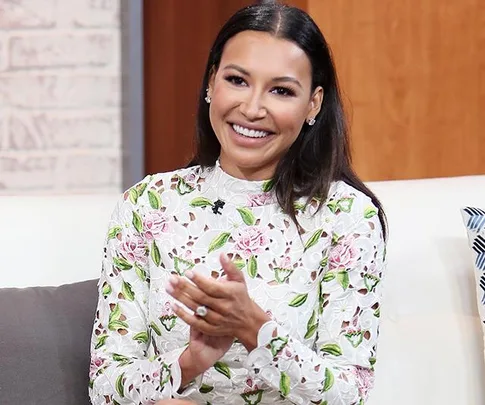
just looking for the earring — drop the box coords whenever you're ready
[307,117,316,126]
[205,88,211,104]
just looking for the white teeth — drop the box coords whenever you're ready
[232,124,269,138]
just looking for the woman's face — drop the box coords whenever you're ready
[208,30,323,180]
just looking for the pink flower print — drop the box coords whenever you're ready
[247,193,274,207]
[233,226,269,259]
[142,211,169,241]
[89,355,104,379]
[119,233,148,264]
[351,366,374,398]
[159,301,177,331]
[329,235,358,270]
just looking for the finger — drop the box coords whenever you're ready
[167,275,215,307]
[185,270,228,299]
[171,302,224,336]
[166,282,223,325]
[220,253,246,283]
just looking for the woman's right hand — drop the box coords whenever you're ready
[178,326,233,387]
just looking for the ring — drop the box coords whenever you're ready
[195,305,208,317]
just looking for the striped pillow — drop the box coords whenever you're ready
[461,207,485,323]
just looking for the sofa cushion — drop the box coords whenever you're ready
[461,207,485,340]
[0,279,98,405]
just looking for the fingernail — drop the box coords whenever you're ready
[185,270,194,279]
[165,284,174,294]
[220,253,229,264]
[169,275,178,285]
[171,302,179,311]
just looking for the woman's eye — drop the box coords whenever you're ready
[225,75,247,86]
[271,87,295,97]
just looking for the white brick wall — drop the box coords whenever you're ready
[0,0,121,194]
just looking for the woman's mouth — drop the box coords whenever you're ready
[231,123,272,139]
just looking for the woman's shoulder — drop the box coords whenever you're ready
[120,165,204,207]
[325,180,379,219]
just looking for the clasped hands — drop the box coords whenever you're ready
[166,253,269,352]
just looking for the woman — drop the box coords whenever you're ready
[89,2,387,405]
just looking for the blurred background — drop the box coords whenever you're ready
[0,0,483,196]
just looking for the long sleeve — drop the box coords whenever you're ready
[244,205,386,405]
[89,190,185,405]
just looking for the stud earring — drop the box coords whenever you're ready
[307,117,316,126]
[205,88,211,104]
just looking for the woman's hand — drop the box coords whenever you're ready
[178,326,233,387]
[166,254,270,351]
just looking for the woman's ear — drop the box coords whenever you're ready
[207,66,217,98]
[307,86,324,120]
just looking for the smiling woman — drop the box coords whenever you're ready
[88,2,388,405]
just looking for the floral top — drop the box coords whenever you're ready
[89,162,386,405]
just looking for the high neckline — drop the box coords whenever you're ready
[204,160,277,207]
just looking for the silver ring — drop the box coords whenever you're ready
[195,305,208,317]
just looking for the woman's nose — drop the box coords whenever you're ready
[239,92,267,120]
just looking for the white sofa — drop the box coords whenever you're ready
[1,175,484,405]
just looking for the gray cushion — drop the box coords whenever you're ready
[0,279,98,405]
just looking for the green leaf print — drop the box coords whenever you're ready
[190,197,214,208]
[262,179,274,192]
[304,310,318,339]
[134,263,147,281]
[269,336,288,356]
[345,331,364,348]
[304,229,323,252]
[108,320,129,331]
[288,293,308,307]
[374,307,381,318]
[135,182,148,197]
[321,343,343,356]
[323,368,334,392]
[160,315,177,331]
[176,176,195,195]
[95,334,108,349]
[294,201,307,213]
[112,353,131,364]
[132,211,143,233]
[319,256,328,268]
[148,189,162,209]
[369,357,376,367]
[115,373,125,397]
[150,321,162,336]
[151,241,161,266]
[102,283,112,296]
[199,384,214,394]
[108,226,122,239]
[233,259,246,270]
[274,267,293,283]
[113,256,132,270]
[279,372,290,397]
[337,197,354,213]
[214,361,231,379]
[364,274,380,292]
[241,390,264,405]
[322,272,335,282]
[237,207,256,226]
[109,304,122,322]
[174,256,195,275]
[208,232,231,253]
[128,188,138,205]
[248,255,258,278]
[121,281,135,301]
[364,206,378,219]
[337,270,350,290]
[133,331,149,344]
[326,200,338,214]
[331,233,341,245]
[160,363,171,387]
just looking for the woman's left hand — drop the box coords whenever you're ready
[166,253,270,351]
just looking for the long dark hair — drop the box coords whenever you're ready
[189,1,388,239]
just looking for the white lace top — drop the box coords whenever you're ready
[89,163,386,405]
